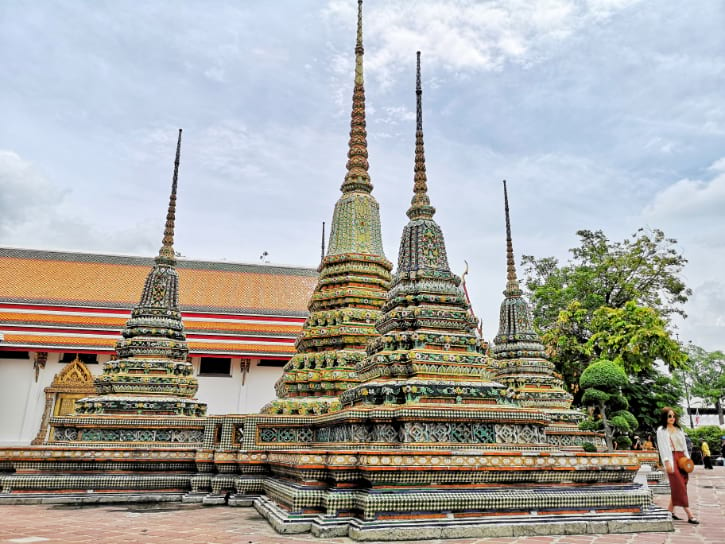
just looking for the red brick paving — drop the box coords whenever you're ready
[0,467,723,543]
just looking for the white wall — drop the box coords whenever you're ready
[194,357,283,415]
[0,355,35,444]
[0,352,286,445]
[0,352,109,445]
[245,360,284,412]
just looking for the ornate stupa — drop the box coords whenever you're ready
[264,0,392,415]
[49,129,207,445]
[489,181,589,448]
[237,53,662,539]
[341,52,507,408]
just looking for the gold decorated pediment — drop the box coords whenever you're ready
[49,356,95,390]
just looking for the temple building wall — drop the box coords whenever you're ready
[0,351,285,444]
[0,247,315,445]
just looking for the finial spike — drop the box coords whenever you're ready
[321,221,326,261]
[355,0,364,84]
[503,180,521,295]
[157,129,182,264]
[407,51,435,220]
[341,0,372,194]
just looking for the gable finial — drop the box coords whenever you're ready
[503,179,522,295]
[407,51,435,220]
[157,129,182,265]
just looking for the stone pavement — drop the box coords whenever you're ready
[0,467,723,544]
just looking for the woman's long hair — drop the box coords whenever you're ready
[659,406,681,429]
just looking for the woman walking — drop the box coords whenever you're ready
[656,407,699,524]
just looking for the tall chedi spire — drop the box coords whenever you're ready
[73,129,207,419]
[342,52,504,407]
[265,0,392,415]
[490,181,584,445]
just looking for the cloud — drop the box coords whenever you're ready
[0,149,156,254]
[643,163,725,247]
[0,150,63,236]
[324,0,641,88]
[675,281,725,352]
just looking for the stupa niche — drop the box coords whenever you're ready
[264,0,392,416]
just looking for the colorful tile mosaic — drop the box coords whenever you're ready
[488,182,598,449]
[264,0,392,415]
[46,129,207,441]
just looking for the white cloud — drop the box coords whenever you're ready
[324,0,640,87]
[709,157,725,172]
[0,150,63,235]
[675,281,725,352]
[643,166,725,227]
[0,149,156,254]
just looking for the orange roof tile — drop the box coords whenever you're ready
[0,248,316,357]
[0,248,317,315]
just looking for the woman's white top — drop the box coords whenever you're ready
[656,425,690,466]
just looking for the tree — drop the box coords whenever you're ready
[588,302,687,373]
[623,368,684,437]
[681,344,725,425]
[579,359,637,450]
[523,228,691,328]
[541,300,686,401]
[523,228,690,396]
[684,425,724,457]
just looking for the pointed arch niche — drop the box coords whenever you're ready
[32,356,96,444]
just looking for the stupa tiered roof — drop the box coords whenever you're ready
[265,0,392,415]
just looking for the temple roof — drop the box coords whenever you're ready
[0,247,316,357]
[0,247,316,314]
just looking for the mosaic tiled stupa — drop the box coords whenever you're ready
[489,181,591,449]
[215,48,669,540]
[264,0,392,416]
[340,51,517,413]
[0,2,672,538]
[48,128,208,446]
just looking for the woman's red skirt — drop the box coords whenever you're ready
[667,450,690,507]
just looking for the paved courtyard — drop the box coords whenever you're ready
[0,467,723,544]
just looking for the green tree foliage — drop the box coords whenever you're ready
[523,228,690,396]
[579,359,638,450]
[523,228,691,326]
[589,302,687,373]
[684,425,725,457]
[680,344,725,425]
[622,368,684,437]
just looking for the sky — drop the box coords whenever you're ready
[1,0,724,351]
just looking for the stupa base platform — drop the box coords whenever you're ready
[222,443,673,540]
[0,491,186,506]
[0,446,202,501]
[253,494,672,540]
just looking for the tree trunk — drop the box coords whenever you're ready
[600,400,613,450]
[717,399,724,426]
